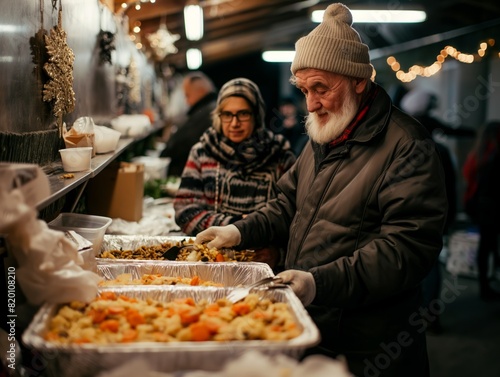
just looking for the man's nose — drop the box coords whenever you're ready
[306,94,321,113]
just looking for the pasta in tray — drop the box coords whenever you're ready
[98,273,222,287]
[44,292,301,344]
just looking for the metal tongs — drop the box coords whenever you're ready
[226,276,287,303]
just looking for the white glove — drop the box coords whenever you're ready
[195,224,241,249]
[277,269,316,306]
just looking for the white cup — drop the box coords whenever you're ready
[59,147,93,172]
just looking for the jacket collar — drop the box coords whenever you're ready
[347,83,392,145]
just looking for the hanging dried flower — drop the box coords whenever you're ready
[43,6,76,133]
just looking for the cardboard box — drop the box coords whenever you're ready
[87,161,144,221]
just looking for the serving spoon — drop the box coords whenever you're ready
[162,240,195,260]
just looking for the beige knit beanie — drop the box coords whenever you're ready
[291,3,373,79]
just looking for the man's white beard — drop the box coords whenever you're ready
[305,91,359,145]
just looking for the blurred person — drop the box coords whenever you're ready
[160,71,217,177]
[463,121,500,301]
[174,78,296,267]
[195,4,447,376]
[399,88,475,138]
[400,88,458,334]
[271,97,309,156]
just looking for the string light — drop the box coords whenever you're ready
[387,39,496,82]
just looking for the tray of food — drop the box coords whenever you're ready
[97,261,274,287]
[22,286,320,377]
[97,235,255,262]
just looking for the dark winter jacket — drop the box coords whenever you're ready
[160,92,217,176]
[235,84,448,377]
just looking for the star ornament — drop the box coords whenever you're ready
[147,24,180,60]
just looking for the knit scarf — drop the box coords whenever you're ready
[197,127,292,215]
[201,127,289,174]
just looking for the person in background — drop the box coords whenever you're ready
[195,4,447,376]
[400,88,458,334]
[174,78,296,267]
[271,97,309,156]
[463,121,500,301]
[160,71,217,177]
[399,87,476,138]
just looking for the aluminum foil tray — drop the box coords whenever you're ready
[97,235,253,262]
[22,286,320,377]
[97,261,274,287]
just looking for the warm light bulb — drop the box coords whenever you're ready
[311,9,426,23]
[186,48,202,69]
[184,3,204,41]
[262,51,296,62]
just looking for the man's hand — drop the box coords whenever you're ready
[195,224,241,249]
[277,269,316,306]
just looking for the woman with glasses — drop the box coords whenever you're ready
[174,78,296,265]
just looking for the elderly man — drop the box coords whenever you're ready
[196,3,447,376]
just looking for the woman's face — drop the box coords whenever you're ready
[219,96,255,143]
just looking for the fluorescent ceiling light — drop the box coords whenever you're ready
[186,48,202,69]
[184,2,204,41]
[262,50,296,63]
[311,9,427,23]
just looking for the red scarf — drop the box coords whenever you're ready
[329,86,379,148]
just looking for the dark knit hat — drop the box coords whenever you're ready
[213,77,266,132]
[291,3,373,79]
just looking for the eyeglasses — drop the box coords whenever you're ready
[219,110,252,123]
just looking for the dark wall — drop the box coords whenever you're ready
[0,0,152,135]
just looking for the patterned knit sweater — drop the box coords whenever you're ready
[174,127,297,236]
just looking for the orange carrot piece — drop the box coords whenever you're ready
[119,295,137,303]
[126,309,145,328]
[99,291,117,300]
[232,302,251,316]
[190,276,200,286]
[179,309,200,325]
[45,332,60,341]
[204,303,220,315]
[184,297,195,306]
[215,253,225,262]
[121,329,138,342]
[89,309,108,324]
[190,322,211,341]
[99,319,120,332]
